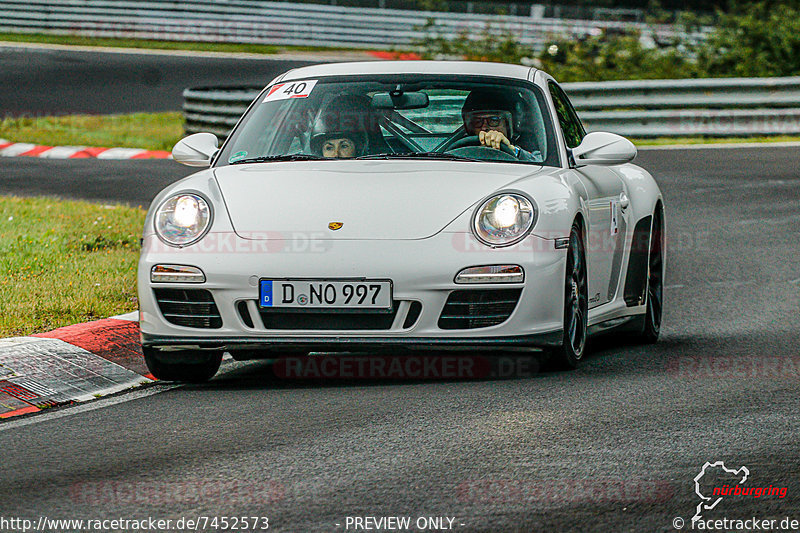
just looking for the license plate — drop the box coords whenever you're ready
[259,279,393,310]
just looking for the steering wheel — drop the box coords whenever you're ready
[446,135,518,157]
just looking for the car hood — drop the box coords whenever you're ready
[213,160,543,240]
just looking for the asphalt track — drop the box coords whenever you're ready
[1,146,799,532]
[0,44,312,116]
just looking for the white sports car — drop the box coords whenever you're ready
[138,61,665,382]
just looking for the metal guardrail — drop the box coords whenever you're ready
[184,87,259,138]
[0,0,685,50]
[566,77,800,110]
[184,77,800,139]
[566,77,800,137]
[580,108,800,138]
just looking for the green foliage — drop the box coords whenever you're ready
[415,1,800,82]
[695,1,800,77]
[537,29,698,82]
[416,20,534,64]
[413,0,447,12]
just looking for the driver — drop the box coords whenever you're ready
[461,89,536,161]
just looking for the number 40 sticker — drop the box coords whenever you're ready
[263,80,318,103]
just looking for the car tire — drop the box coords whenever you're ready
[143,347,223,383]
[633,207,664,344]
[547,221,588,370]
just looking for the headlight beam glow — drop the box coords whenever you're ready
[154,193,212,247]
[472,192,536,247]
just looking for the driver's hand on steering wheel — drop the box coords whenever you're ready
[479,130,515,152]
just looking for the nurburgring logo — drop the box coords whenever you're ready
[693,461,750,524]
[673,461,793,531]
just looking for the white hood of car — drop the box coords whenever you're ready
[213,160,542,240]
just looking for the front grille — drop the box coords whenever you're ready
[256,301,401,330]
[154,288,222,329]
[438,289,522,330]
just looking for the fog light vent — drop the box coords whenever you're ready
[154,288,221,329]
[438,289,522,329]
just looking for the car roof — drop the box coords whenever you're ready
[278,60,536,83]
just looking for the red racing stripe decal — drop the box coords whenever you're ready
[267,83,285,96]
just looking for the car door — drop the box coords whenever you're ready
[549,81,626,308]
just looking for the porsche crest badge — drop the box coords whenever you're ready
[328,222,343,231]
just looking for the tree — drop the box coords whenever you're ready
[696,0,800,77]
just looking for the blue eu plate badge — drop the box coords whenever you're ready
[260,280,273,307]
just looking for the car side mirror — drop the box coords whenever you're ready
[172,133,219,167]
[571,132,636,167]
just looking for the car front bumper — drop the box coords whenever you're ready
[138,231,567,354]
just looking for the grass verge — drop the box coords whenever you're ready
[0,112,184,151]
[0,195,145,337]
[0,32,358,55]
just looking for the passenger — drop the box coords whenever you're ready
[320,136,359,158]
[310,94,388,158]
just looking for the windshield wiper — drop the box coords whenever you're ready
[355,152,482,162]
[229,153,483,164]
[228,154,328,165]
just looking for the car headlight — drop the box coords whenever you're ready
[154,193,212,247]
[472,193,536,247]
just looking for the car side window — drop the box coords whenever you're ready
[548,82,586,149]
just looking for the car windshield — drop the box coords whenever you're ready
[216,75,559,167]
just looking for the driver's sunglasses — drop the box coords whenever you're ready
[467,111,510,129]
